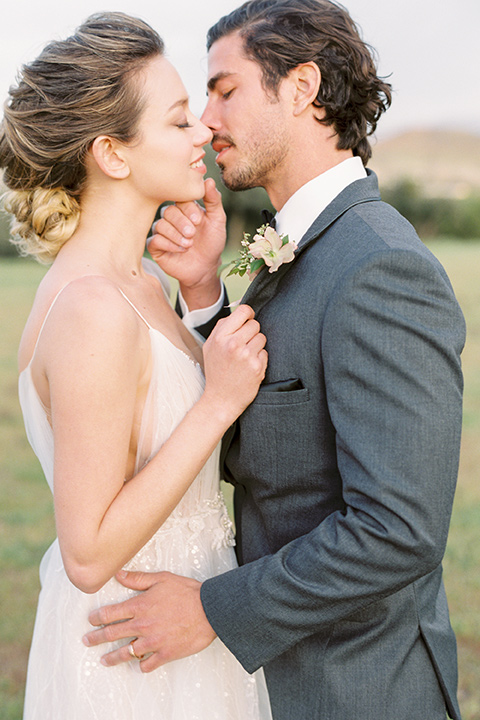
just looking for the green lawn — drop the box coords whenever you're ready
[0,241,479,719]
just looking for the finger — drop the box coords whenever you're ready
[174,199,204,226]
[99,635,159,668]
[87,597,136,629]
[247,332,267,354]
[99,639,142,667]
[203,178,224,215]
[259,348,268,371]
[155,208,196,244]
[231,318,262,346]
[252,348,268,380]
[115,569,165,591]
[83,618,136,647]
[160,201,202,224]
[147,235,188,255]
[214,305,255,337]
[163,202,203,236]
[139,651,166,673]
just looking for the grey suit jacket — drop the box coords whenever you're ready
[200,171,465,720]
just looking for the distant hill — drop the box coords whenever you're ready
[370,129,480,198]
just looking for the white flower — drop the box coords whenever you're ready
[221,224,298,279]
[249,226,297,273]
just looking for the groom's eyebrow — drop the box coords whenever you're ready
[206,72,235,93]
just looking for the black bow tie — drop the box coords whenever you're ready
[261,208,276,229]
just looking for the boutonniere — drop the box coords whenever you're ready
[222,224,298,279]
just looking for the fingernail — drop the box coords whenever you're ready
[100,657,108,666]
[181,237,192,247]
[82,635,91,646]
[190,213,200,223]
[182,226,194,238]
[117,569,127,577]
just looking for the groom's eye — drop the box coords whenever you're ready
[222,89,234,100]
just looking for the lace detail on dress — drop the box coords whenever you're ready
[158,492,235,548]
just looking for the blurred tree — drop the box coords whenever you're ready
[382,179,480,240]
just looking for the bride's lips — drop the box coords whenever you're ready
[189,152,207,173]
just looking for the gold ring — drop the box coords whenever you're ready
[128,640,142,660]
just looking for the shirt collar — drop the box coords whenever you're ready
[274,156,367,246]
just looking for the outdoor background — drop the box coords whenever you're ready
[1,0,479,718]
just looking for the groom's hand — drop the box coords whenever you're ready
[82,570,217,672]
[148,178,227,310]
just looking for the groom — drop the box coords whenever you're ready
[84,2,465,718]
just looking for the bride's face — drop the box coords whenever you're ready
[124,55,212,205]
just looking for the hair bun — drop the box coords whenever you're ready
[3,187,80,264]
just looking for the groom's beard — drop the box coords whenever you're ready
[212,131,289,192]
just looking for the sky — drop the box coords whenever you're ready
[1,0,479,141]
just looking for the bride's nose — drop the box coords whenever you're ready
[195,119,213,147]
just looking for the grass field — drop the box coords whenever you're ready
[0,240,479,719]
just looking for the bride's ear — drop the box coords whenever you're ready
[90,136,130,179]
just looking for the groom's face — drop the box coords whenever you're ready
[201,32,290,193]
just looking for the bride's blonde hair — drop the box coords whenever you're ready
[0,12,164,264]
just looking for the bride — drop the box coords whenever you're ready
[0,12,271,720]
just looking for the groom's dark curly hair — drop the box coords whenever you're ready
[207,0,392,166]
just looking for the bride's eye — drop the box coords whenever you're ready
[177,122,193,129]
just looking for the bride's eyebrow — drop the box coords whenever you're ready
[165,97,189,115]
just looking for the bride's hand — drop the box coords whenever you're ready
[202,304,267,423]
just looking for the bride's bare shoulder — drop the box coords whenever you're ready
[19,273,139,371]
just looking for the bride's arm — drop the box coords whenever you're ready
[41,278,266,594]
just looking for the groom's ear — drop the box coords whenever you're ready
[90,136,131,180]
[290,62,321,117]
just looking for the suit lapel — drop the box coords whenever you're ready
[221,171,381,467]
[241,170,381,315]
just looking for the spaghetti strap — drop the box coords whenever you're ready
[26,278,151,370]
[117,288,153,330]
[27,283,72,365]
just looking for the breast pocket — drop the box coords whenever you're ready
[238,380,312,491]
[255,378,310,405]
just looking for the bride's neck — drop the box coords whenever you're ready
[66,183,158,276]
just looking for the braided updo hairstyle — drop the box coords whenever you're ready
[0,12,163,263]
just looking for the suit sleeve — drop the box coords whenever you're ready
[200,248,465,672]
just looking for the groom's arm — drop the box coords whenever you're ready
[148,178,230,338]
[199,247,466,672]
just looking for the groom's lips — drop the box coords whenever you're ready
[212,137,234,164]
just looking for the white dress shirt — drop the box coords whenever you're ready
[180,156,366,326]
[275,156,366,246]
[178,285,225,330]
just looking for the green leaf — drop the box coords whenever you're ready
[250,259,265,273]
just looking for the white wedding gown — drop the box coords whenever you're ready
[19,282,272,720]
